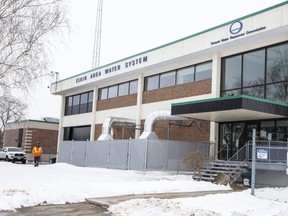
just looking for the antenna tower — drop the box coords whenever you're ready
[92,0,103,68]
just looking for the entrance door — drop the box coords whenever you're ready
[219,121,259,160]
[219,123,245,160]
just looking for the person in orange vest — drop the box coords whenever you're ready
[32,142,43,167]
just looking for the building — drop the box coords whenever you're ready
[4,119,59,161]
[51,2,288,164]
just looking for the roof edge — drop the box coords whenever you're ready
[172,95,288,107]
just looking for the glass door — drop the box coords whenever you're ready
[232,123,245,155]
[219,123,245,160]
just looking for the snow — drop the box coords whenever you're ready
[0,162,287,215]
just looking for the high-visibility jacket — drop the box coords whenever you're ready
[32,146,43,157]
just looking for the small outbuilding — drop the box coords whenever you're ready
[3,118,59,162]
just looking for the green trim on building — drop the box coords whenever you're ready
[7,119,59,125]
[172,95,288,107]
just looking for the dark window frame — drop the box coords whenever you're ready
[98,79,138,100]
[144,60,212,91]
[64,91,94,116]
[221,41,288,103]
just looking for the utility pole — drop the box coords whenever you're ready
[92,0,103,69]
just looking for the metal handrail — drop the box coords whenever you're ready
[217,143,229,161]
[225,144,249,183]
[228,144,248,162]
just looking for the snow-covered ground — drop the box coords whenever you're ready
[0,162,287,215]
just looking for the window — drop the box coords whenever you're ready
[129,80,138,94]
[144,61,212,91]
[80,93,88,114]
[72,95,80,115]
[266,43,288,83]
[195,62,212,81]
[177,66,194,85]
[99,88,108,100]
[144,75,159,91]
[118,82,129,96]
[266,82,288,103]
[221,42,288,101]
[108,85,118,98]
[87,91,93,112]
[65,96,73,115]
[242,86,264,98]
[64,91,94,116]
[243,50,265,87]
[63,126,91,141]
[160,71,175,88]
[221,55,242,90]
[98,79,138,100]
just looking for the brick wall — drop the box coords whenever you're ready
[154,120,210,142]
[94,124,135,140]
[3,129,19,147]
[4,128,58,154]
[143,79,211,104]
[97,94,137,111]
[94,124,102,140]
[29,128,58,154]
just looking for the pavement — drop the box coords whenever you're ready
[85,190,236,208]
[0,185,247,216]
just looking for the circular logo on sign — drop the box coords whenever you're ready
[229,21,243,34]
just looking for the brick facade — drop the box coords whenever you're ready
[97,94,137,111]
[3,120,59,156]
[143,79,211,104]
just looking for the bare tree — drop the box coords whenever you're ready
[0,0,68,91]
[182,150,209,181]
[0,93,27,146]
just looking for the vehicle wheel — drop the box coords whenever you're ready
[5,156,9,162]
[22,160,26,164]
[12,160,15,163]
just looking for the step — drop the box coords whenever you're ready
[192,160,249,183]
[208,162,248,168]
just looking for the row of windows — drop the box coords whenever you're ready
[99,80,138,100]
[98,61,212,100]
[144,61,212,91]
[63,126,91,141]
[221,42,288,103]
[65,91,93,116]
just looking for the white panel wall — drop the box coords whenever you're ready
[62,113,93,127]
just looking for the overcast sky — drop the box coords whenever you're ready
[27,0,286,120]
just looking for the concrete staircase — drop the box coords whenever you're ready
[193,160,249,183]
